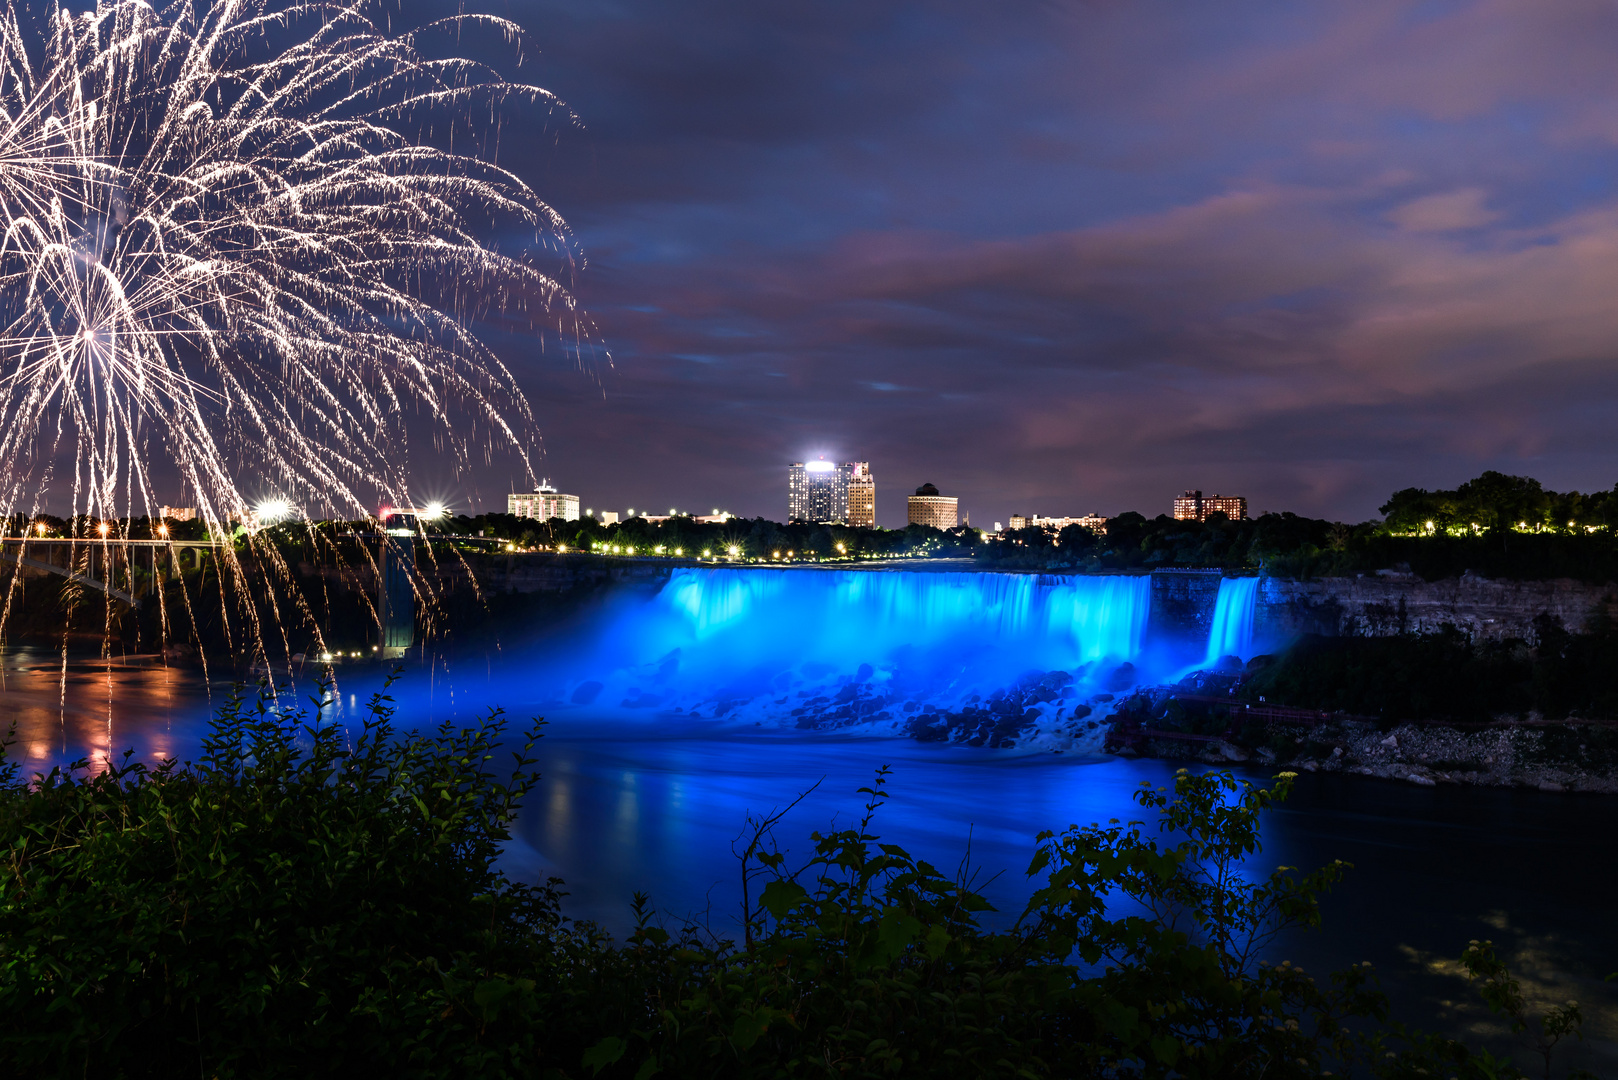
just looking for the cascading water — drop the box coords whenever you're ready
[566,569,1153,737]
[1203,577,1260,667]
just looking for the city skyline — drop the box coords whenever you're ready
[87,1,1618,531]
[431,0,1618,531]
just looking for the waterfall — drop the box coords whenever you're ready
[656,568,1150,672]
[1203,577,1259,666]
[573,568,1153,717]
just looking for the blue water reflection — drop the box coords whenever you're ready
[503,728,1177,934]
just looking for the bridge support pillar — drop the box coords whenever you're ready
[377,535,415,660]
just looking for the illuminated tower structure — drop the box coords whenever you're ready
[789,459,866,523]
[846,463,875,527]
[376,508,418,659]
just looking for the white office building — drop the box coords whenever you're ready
[508,481,580,522]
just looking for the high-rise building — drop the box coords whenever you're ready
[508,480,580,522]
[1172,490,1247,522]
[159,505,197,521]
[788,459,870,523]
[907,483,958,529]
[846,462,875,528]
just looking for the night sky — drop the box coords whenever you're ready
[454,0,1618,527]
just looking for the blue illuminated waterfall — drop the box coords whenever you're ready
[569,569,1153,719]
[1203,577,1259,666]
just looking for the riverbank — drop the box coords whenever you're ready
[872,669,1618,793]
[1107,711,1618,794]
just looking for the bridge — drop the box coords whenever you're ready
[0,537,227,605]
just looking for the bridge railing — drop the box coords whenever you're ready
[0,536,228,604]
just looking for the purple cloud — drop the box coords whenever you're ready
[452,0,1618,525]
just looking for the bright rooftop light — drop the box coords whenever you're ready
[256,497,293,524]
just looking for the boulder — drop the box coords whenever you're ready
[1206,740,1250,763]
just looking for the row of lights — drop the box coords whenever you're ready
[23,497,459,541]
[578,541,859,560]
[27,521,172,538]
[319,647,379,661]
[1418,519,1607,536]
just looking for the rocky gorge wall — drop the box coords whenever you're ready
[1254,573,1618,643]
[1145,570,1224,642]
[428,552,677,594]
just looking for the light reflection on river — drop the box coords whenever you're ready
[0,648,1612,1073]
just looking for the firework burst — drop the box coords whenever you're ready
[0,0,590,654]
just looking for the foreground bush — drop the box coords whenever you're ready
[0,687,1590,1078]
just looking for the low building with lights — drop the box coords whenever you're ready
[509,481,580,522]
[1006,513,1107,533]
[1172,490,1248,522]
[642,511,735,524]
[159,505,196,521]
[907,483,958,529]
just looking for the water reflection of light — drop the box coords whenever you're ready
[545,777,573,854]
[615,785,640,841]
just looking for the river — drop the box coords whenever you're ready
[1,564,1614,1073]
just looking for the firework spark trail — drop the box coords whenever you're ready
[0,0,592,659]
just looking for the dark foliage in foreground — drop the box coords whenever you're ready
[0,689,1592,1078]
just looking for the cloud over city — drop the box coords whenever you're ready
[477,0,1618,523]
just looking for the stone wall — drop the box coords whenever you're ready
[1255,573,1618,642]
[434,553,677,594]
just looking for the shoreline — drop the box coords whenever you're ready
[1101,710,1618,794]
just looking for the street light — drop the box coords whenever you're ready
[256,497,293,526]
